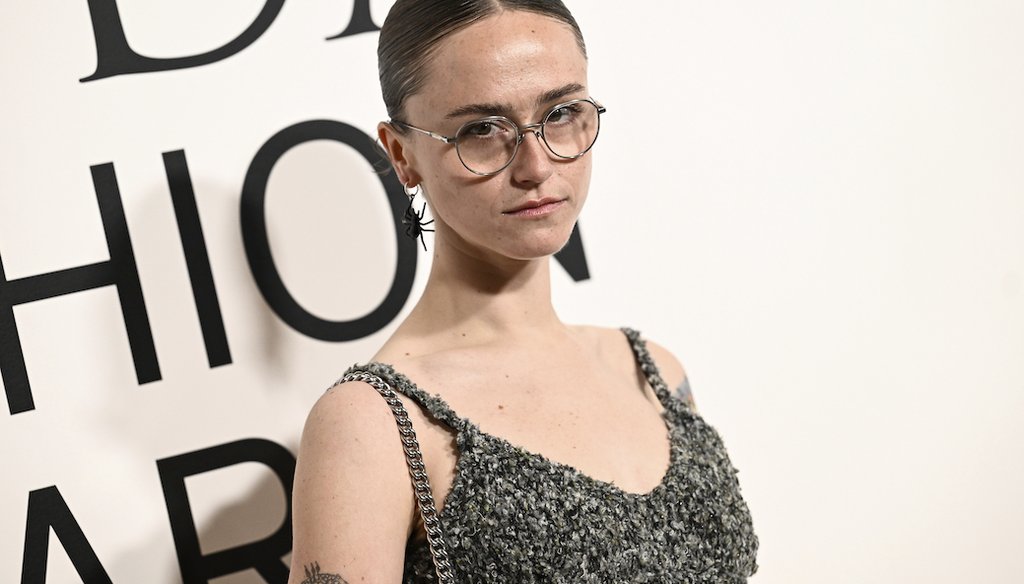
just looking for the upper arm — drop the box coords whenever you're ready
[288,381,416,584]
[645,339,697,411]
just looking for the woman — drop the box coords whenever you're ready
[289,1,758,582]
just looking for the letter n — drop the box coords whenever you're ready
[555,224,590,282]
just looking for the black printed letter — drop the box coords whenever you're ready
[0,163,160,415]
[80,0,285,81]
[555,224,590,282]
[158,438,296,584]
[240,120,417,341]
[326,0,381,39]
[163,150,232,368]
[21,486,113,584]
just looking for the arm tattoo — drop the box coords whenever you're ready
[301,562,348,584]
[674,377,697,410]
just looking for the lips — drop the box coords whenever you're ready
[504,197,565,214]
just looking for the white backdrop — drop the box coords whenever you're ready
[2,1,1022,583]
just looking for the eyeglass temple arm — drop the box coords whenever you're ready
[392,121,455,144]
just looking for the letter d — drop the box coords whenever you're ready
[80,0,285,82]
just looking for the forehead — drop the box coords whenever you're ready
[409,11,588,121]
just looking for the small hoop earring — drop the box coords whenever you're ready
[402,183,433,251]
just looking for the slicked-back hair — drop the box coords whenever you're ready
[378,0,587,123]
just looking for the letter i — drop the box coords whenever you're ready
[162,151,232,368]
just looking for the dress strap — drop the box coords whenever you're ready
[333,361,467,431]
[620,327,675,409]
[334,369,456,583]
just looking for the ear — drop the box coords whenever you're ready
[378,122,422,187]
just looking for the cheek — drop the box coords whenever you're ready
[571,157,594,206]
[421,176,492,230]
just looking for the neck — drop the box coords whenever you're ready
[400,235,568,347]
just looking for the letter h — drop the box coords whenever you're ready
[0,163,160,415]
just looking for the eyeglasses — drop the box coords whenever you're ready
[392,98,606,176]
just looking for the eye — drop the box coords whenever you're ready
[461,120,504,139]
[546,103,583,125]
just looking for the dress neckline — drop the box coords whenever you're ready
[362,360,681,501]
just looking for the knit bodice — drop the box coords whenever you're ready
[338,328,758,583]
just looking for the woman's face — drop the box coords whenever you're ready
[385,10,593,263]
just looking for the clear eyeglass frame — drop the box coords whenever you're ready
[391,97,607,176]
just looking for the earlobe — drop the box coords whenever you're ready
[377,122,421,187]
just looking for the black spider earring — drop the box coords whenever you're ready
[402,183,434,251]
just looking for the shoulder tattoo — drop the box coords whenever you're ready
[673,377,697,409]
[301,562,348,584]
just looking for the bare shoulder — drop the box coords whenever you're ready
[643,339,687,390]
[288,380,416,583]
[571,324,688,386]
[644,338,697,410]
[299,379,419,471]
[571,324,689,394]
[575,322,696,410]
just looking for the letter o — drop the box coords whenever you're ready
[241,120,416,341]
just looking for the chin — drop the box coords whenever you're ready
[505,227,578,260]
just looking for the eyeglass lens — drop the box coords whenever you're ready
[454,100,601,175]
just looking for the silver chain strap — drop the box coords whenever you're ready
[341,370,456,583]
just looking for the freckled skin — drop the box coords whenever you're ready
[385,11,593,265]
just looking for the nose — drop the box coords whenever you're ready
[509,128,554,184]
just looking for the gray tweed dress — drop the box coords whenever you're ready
[342,328,758,583]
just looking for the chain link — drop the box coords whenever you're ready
[341,370,456,583]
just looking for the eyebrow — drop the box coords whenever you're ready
[444,82,586,119]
